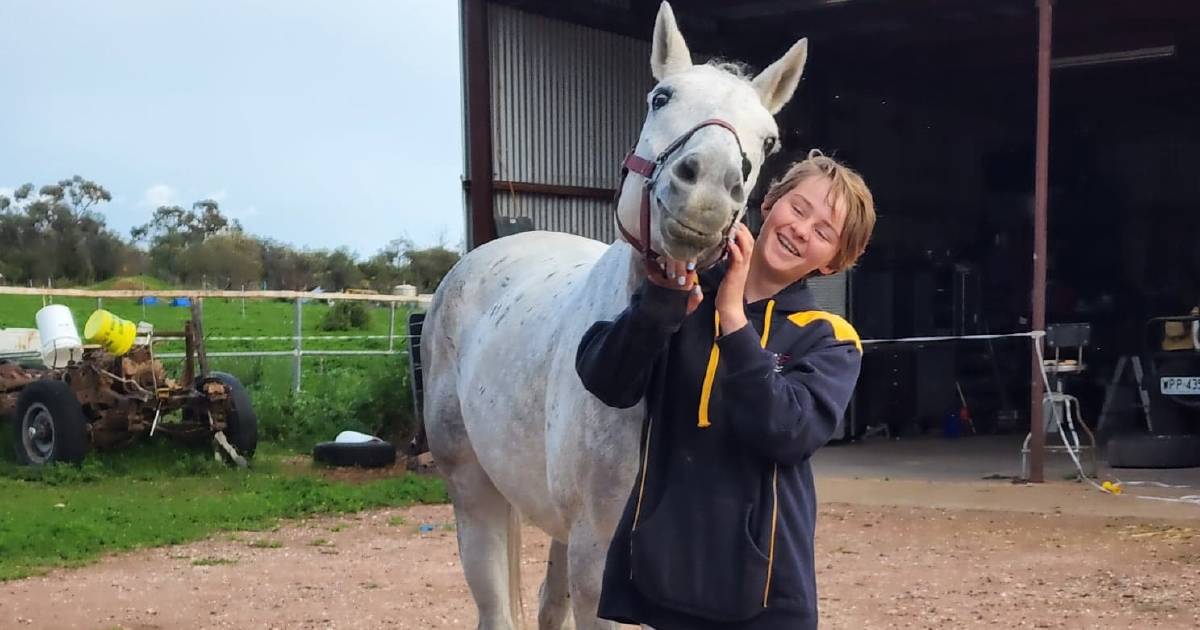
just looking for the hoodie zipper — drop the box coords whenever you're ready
[757,299,779,608]
[695,299,782,606]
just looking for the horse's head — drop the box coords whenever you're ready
[617,2,809,266]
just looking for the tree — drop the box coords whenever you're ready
[316,248,364,291]
[261,240,317,290]
[0,176,135,285]
[178,232,264,288]
[393,240,460,293]
[355,238,460,294]
[132,199,243,284]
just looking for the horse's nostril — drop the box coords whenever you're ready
[730,183,745,204]
[724,165,745,203]
[673,155,700,185]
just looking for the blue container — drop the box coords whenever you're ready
[941,411,962,439]
[171,297,192,307]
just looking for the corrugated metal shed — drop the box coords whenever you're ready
[809,272,848,317]
[488,4,651,243]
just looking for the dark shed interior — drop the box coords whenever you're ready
[488,0,1200,438]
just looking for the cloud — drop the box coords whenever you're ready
[140,183,176,208]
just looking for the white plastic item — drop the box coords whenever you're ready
[35,304,83,368]
[334,430,382,443]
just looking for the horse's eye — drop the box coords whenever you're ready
[763,136,778,155]
[651,91,671,111]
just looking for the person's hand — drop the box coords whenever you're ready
[716,223,753,335]
[644,257,704,315]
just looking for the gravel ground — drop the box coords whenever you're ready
[3,484,1199,629]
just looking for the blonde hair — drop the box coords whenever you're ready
[761,149,876,273]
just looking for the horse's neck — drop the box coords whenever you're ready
[614,171,645,249]
[583,240,645,315]
[566,172,646,313]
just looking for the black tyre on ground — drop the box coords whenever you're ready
[1106,433,1200,468]
[312,440,397,468]
[13,379,89,466]
[201,372,258,459]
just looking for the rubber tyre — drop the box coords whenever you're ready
[202,372,258,459]
[312,440,396,468]
[13,379,89,466]
[1106,433,1200,468]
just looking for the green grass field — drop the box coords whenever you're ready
[0,292,409,346]
[0,289,438,580]
[0,441,447,580]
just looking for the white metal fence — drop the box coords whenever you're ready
[0,287,432,392]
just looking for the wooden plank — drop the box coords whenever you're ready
[0,287,432,304]
[190,301,208,378]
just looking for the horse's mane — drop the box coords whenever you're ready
[705,58,755,82]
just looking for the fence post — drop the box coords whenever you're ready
[97,297,103,311]
[388,302,397,353]
[292,298,303,393]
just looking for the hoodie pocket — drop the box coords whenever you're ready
[630,494,770,622]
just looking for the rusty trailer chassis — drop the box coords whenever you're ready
[1,311,251,464]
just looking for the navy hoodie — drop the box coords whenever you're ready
[575,262,862,629]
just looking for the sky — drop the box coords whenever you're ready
[0,1,465,255]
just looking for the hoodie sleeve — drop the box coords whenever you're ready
[716,323,862,465]
[575,280,690,409]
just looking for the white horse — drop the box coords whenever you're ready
[422,4,809,628]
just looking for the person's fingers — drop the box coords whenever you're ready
[735,224,753,253]
[686,284,703,314]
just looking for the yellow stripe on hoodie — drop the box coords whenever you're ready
[697,300,775,428]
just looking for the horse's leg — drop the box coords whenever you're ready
[538,540,573,630]
[444,461,523,630]
[566,521,620,630]
[426,382,523,630]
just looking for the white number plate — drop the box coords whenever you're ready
[1161,376,1200,395]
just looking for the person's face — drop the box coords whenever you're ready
[756,175,845,282]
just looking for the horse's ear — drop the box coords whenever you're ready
[651,2,692,80]
[752,39,809,115]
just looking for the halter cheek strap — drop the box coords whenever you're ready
[615,118,750,271]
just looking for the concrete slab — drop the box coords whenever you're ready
[813,434,1200,486]
[813,434,1200,521]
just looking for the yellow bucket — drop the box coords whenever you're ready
[84,309,137,356]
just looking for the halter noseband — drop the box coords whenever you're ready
[615,118,750,270]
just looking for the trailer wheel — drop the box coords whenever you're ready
[13,379,89,466]
[200,372,258,459]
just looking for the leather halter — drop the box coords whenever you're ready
[615,118,751,270]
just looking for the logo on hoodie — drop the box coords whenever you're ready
[773,352,792,373]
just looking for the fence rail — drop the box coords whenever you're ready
[0,286,434,304]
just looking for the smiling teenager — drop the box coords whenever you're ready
[577,149,877,629]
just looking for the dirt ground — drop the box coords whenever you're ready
[3,478,1200,630]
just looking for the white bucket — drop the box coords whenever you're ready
[35,304,83,368]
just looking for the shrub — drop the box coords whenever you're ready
[318,301,371,331]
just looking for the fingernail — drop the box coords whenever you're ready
[677,275,686,286]
[668,269,676,279]
[692,285,702,296]
[686,261,695,271]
